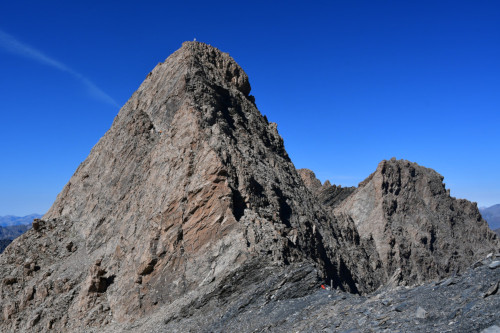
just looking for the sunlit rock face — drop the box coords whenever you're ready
[336,158,498,286]
[0,42,383,332]
[0,42,497,332]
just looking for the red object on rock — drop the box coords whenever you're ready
[321,284,326,289]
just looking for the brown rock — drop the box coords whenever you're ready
[3,276,17,285]
[0,42,496,332]
[0,42,381,331]
[336,158,499,286]
[298,168,355,209]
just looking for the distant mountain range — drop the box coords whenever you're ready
[0,214,42,227]
[0,224,31,240]
[0,239,13,253]
[479,204,500,230]
[0,214,40,253]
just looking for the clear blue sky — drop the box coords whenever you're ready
[0,1,499,215]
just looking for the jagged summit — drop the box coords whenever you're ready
[337,158,498,285]
[0,42,382,331]
[0,43,498,332]
[180,41,252,96]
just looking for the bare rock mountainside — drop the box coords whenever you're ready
[301,164,498,286]
[337,159,498,286]
[0,42,498,332]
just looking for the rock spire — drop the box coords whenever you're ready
[0,42,497,332]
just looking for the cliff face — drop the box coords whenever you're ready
[336,158,498,285]
[0,42,497,332]
[0,42,382,332]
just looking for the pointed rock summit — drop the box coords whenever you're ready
[337,158,498,285]
[0,42,380,331]
[0,42,498,332]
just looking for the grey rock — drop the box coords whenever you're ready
[394,302,408,312]
[415,306,427,319]
[474,261,485,269]
[336,158,499,287]
[0,41,498,333]
[483,281,499,298]
[298,169,356,209]
[442,277,457,286]
[482,325,500,333]
[489,261,500,269]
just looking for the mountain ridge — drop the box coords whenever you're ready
[480,204,500,230]
[0,42,498,332]
[0,214,41,227]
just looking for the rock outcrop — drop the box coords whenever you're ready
[0,42,382,332]
[128,251,500,333]
[336,158,498,286]
[0,42,498,332]
[298,169,356,209]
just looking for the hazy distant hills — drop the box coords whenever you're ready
[0,239,13,253]
[479,204,500,230]
[0,214,42,227]
[0,214,40,253]
[0,224,31,240]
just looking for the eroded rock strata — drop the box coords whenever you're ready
[337,158,498,286]
[0,42,498,332]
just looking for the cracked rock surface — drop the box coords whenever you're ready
[0,42,498,332]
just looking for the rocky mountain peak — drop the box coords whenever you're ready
[297,169,323,192]
[0,42,384,331]
[0,43,498,332]
[298,168,356,209]
[337,158,498,285]
[180,41,252,96]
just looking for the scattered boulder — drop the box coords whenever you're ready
[415,306,427,319]
[482,325,500,333]
[490,261,500,269]
[483,281,499,298]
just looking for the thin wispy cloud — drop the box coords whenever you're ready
[0,29,119,107]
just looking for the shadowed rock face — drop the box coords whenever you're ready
[0,42,497,332]
[298,169,356,209]
[336,158,499,286]
[0,42,382,332]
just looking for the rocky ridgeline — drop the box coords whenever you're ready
[300,161,498,287]
[0,42,498,332]
[338,158,498,286]
[298,169,356,209]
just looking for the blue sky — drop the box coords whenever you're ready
[0,1,499,215]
